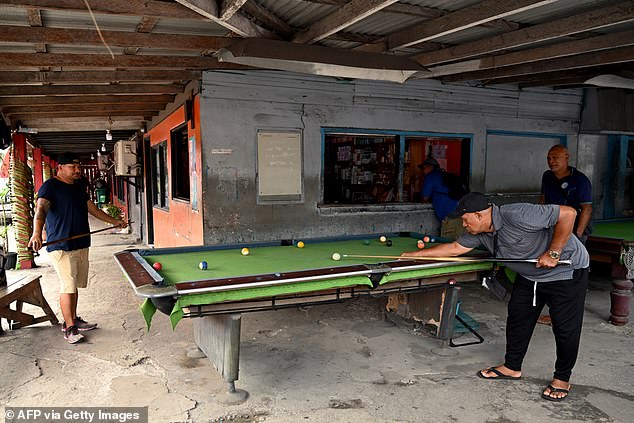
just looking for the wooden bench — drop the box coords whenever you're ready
[0,275,58,334]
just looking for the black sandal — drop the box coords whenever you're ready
[541,384,570,401]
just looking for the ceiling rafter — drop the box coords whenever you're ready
[414,0,634,66]
[385,0,558,51]
[174,0,275,38]
[292,0,399,44]
[425,29,634,78]
[0,26,234,51]
[441,45,634,83]
[0,70,201,84]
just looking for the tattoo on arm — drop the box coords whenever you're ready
[35,198,51,221]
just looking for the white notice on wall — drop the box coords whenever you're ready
[257,131,303,199]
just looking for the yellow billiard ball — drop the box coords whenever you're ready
[241,247,250,256]
[297,241,305,248]
[332,252,341,261]
[379,236,387,243]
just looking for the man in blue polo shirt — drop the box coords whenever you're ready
[28,153,127,344]
[541,145,593,243]
[402,193,589,402]
[538,144,592,325]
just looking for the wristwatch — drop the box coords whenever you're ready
[548,250,561,260]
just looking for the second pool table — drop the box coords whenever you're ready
[586,219,634,325]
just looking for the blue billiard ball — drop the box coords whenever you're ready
[363,239,371,245]
[198,260,208,270]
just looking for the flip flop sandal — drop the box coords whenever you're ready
[542,384,570,401]
[477,367,522,380]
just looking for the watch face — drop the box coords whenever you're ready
[549,251,560,259]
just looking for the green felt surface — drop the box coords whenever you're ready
[137,236,493,329]
[592,220,634,241]
[143,237,430,285]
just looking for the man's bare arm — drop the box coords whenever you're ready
[28,198,51,250]
[576,203,592,238]
[402,241,473,258]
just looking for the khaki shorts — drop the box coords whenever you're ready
[48,248,89,294]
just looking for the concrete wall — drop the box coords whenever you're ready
[199,71,583,245]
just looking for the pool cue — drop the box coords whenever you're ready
[341,254,572,265]
[40,221,133,248]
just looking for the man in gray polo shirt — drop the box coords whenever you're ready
[403,192,589,402]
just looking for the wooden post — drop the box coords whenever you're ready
[33,147,43,191]
[10,134,35,269]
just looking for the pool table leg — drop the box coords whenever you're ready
[192,314,249,404]
[438,281,460,342]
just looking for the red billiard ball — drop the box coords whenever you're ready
[423,236,430,243]
[152,262,162,271]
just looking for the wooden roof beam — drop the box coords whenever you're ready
[425,29,634,78]
[293,0,399,44]
[0,94,175,106]
[174,0,274,38]
[0,70,201,84]
[414,0,634,66]
[3,0,211,21]
[0,84,185,96]
[0,53,244,70]
[441,45,634,83]
[0,26,234,51]
[385,0,558,51]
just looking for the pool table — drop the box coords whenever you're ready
[586,219,634,325]
[114,234,492,403]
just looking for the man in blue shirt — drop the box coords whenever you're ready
[538,144,592,326]
[28,153,127,344]
[541,145,593,243]
[419,157,461,239]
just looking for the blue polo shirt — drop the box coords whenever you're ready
[38,178,90,252]
[421,169,458,221]
[541,167,592,209]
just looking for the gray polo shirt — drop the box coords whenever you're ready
[457,203,589,282]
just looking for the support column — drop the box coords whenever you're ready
[10,134,35,269]
[33,148,43,192]
[42,156,51,182]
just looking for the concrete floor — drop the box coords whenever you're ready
[1,218,633,423]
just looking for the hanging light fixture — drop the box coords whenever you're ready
[101,143,107,152]
[105,116,113,141]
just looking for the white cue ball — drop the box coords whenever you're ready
[332,252,341,261]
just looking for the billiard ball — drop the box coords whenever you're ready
[296,241,305,248]
[332,252,341,261]
[198,260,208,270]
[379,235,387,243]
[386,240,393,247]
[429,237,436,243]
[363,239,371,245]
[152,262,162,271]
[241,247,250,256]
[423,236,430,243]
[417,240,424,249]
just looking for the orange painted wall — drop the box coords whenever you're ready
[148,96,204,247]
